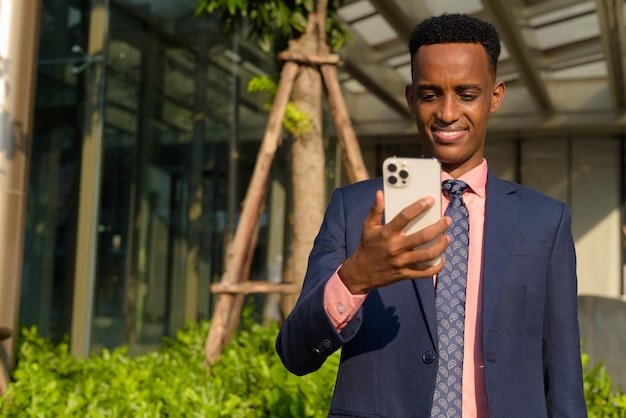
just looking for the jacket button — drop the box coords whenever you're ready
[313,339,333,355]
[422,350,437,364]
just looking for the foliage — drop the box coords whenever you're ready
[248,76,312,136]
[0,311,339,417]
[5,315,626,417]
[195,0,349,52]
[583,351,626,417]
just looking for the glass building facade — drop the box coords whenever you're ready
[20,0,304,355]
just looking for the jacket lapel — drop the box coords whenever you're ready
[409,171,520,348]
[404,170,520,346]
[481,171,520,340]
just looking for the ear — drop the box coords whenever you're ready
[405,84,416,115]
[489,80,506,113]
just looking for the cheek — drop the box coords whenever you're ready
[468,105,490,125]
[416,108,435,124]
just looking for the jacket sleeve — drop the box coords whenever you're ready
[275,187,366,376]
[543,204,587,416]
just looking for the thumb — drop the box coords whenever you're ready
[364,190,385,227]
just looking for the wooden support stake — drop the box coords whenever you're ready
[211,281,302,295]
[0,327,11,396]
[225,200,263,339]
[321,64,370,183]
[0,359,8,396]
[277,51,342,66]
[204,61,300,364]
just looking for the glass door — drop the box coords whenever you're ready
[21,0,107,353]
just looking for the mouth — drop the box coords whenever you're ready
[431,128,467,143]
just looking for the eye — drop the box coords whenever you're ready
[419,93,439,102]
[459,93,477,102]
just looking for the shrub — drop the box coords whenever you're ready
[2,314,626,417]
[0,312,338,417]
[583,351,626,417]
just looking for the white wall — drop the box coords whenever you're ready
[520,137,621,297]
[571,139,621,296]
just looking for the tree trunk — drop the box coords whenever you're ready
[280,11,326,315]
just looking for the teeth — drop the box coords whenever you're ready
[435,130,463,137]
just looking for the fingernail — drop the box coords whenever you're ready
[423,196,435,206]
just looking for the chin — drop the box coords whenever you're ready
[430,149,461,163]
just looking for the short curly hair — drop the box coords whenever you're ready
[409,13,501,74]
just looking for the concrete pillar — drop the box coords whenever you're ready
[70,0,108,357]
[0,0,41,369]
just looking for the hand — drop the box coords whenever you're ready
[338,190,450,295]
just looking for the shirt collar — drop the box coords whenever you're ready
[440,158,488,198]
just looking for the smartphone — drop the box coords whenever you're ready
[382,157,442,266]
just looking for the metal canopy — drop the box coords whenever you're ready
[336,0,626,139]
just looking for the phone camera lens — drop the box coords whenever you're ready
[387,175,398,185]
[388,163,397,172]
[399,170,409,179]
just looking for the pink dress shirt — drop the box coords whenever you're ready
[323,159,489,417]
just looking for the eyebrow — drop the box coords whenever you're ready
[416,83,483,91]
[415,83,440,91]
[456,83,482,91]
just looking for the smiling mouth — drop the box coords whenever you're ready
[432,129,467,141]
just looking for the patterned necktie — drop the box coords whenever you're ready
[431,179,469,418]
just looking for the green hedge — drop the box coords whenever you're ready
[0,311,338,417]
[1,312,625,417]
[583,351,626,417]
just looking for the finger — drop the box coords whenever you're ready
[386,195,436,233]
[416,235,450,265]
[394,233,449,268]
[406,252,446,277]
[412,261,445,278]
[404,216,451,249]
[394,258,444,280]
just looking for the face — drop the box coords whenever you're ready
[405,43,505,178]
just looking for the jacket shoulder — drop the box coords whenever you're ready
[490,175,567,211]
[335,178,382,198]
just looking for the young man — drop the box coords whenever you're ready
[276,13,586,417]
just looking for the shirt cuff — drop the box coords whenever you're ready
[324,266,367,332]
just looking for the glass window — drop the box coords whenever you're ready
[91,4,279,354]
[21,0,94,343]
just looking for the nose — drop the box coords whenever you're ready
[436,94,459,124]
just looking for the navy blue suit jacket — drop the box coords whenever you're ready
[276,170,586,417]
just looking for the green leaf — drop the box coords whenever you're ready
[195,0,350,52]
[289,11,308,33]
[303,0,315,13]
[226,0,245,15]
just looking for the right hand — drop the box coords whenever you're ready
[338,190,450,295]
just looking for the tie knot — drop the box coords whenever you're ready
[442,179,468,197]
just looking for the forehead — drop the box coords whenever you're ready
[413,43,494,83]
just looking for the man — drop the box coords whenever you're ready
[276,13,586,417]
